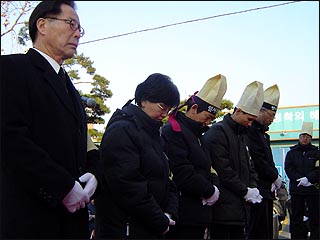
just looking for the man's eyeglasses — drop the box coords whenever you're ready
[156,103,171,114]
[44,17,85,37]
[263,109,276,119]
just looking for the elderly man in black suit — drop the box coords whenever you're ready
[1,1,98,238]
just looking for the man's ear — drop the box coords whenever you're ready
[235,108,242,114]
[190,104,198,114]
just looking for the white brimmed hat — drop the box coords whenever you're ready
[195,74,227,114]
[236,81,264,116]
[300,122,313,137]
[263,84,280,112]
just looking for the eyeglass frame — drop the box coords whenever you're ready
[44,17,85,37]
[262,108,276,119]
[156,103,171,114]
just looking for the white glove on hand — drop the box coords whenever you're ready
[202,185,220,206]
[297,177,312,187]
[271,175,283,192]
[63,181,89,213]
[163,213,175,234]
[164,213,176,226]
[79,173,98,198]
[244,187,263,204]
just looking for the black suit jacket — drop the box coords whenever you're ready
[1,48,94,238]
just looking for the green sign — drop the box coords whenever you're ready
[268,105,319,140]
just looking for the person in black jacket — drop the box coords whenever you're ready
[203,81,264,239]
[94,73,180,239]
[1,1,98,239]
[284,122,319,240]
[246,84,283,239]
[161,74,227,239]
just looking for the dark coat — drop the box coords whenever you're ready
[203,114,258,226]
[1,49,96,238]
[161,112,218,227]
[246,121,279,199]
[284,143,319,195]
[94,104,178,239]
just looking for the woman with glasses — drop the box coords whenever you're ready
[94,73,180,239]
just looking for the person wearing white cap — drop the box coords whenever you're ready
[245,84,283,239]
[284,122,319,240]
[161,74,227,239]
[203,81,264,239]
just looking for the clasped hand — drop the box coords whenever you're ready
[202,185,220,206]
[79,172,98,197]
[244,187,263,204]
[62,181,89,213]
[297,177,312,187]
[271,175,283,192]
[163,213,175,234]
[62,173,98,213]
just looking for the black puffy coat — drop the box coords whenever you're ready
[284,143,319,195]
[203,114,258,226]
[246,121,279,199]
[94,104,178,239]
[161,112,219,226]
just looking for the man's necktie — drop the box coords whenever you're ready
[58,67,68,93]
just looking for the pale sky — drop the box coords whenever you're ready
[2,1,319,131]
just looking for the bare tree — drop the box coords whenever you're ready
[1,1,39,53]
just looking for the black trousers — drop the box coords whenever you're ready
[165,224,206,239]
[210,223,245,239]
[247,198,274,239]
[290,194,319,240]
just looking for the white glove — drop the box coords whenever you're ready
[271,175,283,192]
[163,213,175,234]
[202,185,220,206]
[79,172,98,198]
[297,177,312,187]
[164,213,176,226]
[244,187,263,204]
[62,181,89,213]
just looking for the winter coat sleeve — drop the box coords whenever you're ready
[306,149,320,184]
[246,129,278,183]
[162,126,215,198]
[204,125,248,197]
[164,178,179,221]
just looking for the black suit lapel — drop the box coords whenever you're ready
[26,48,78,119]
[65,73,87,125]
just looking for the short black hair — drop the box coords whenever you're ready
[29,1,76,43]
[135,73,180,108]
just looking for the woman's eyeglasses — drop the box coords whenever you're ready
[156,103,171,114]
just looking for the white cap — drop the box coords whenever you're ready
[263,84,280,112]
[236,81,264,116]
[195,74,227,114]
[300,122,313,137]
